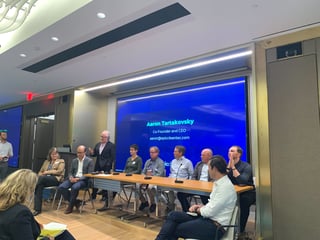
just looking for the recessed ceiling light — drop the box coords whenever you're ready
[97,12,106,19]
[51,37,59,42]
[20,53,27,57]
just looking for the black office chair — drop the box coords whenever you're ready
[57,186,95,213]
[184,206,239,240]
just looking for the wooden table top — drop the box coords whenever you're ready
[85,173,253,194]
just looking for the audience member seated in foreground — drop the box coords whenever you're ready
[33,147,65,216]
[58,145,94,214]
[0,169,75,240]
[155,155,236,240]
[139,146,165,213]
[227,145,256,233]
[177,148,213,212]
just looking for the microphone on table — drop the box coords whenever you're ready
[175,163,184,183]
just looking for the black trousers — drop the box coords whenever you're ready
[34,175,59,212]
[177,192,209,212]
[239,190,256,232]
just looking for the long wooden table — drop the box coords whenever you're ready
[85,173,253,213]
[85,172,253,195]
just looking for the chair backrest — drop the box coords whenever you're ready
[184,206,239,240]
[220,205,239,240]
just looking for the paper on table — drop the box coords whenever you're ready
[39,222,67,239]
[43,222,67,230]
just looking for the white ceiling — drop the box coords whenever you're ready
[1,0,320,107]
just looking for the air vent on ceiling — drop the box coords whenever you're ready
[22,3,190,73]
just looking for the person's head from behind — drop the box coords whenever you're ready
[100,130,110,144]
[174,145,185,159]
[48,147,60,161]
[0,169,38,210]
[201,148,213,164]
[130,144,139,157]
[208,155,227,180]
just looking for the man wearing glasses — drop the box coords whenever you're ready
[138,146,165,213]
[0,130,13,182]
[89,130,116,201]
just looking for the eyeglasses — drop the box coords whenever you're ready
[100,136,108,138]
[77,152,85,154]
[150,152,157,154]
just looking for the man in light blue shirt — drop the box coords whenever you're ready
[0,130,13,181]
[167,145,193,212]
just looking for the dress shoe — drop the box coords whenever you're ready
[64,206,73,214]
[97,205,108,212]
[149,203,156,213]
[33,210,41,216]
[138,201,149,211]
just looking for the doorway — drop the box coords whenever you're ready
[23,114,55,172]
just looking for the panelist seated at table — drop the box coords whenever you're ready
[227,145,256,234]
[58,145,94,214]
[97,144,142,211]
[155,155,237,240]
[166,145,194,213]
[138,146,165,213]
[33,147,65,216]
[177,148,213,212]
[124,144,143,174]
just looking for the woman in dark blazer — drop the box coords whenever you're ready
[0,169,75,240]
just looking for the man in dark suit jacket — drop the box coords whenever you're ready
[58,145,94,214]
[89,130,116,200]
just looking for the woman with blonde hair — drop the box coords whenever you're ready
[33,147,65,216]
[0,169,75,240]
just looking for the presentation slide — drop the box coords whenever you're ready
[115,77,248,174]
[0,106,23,168]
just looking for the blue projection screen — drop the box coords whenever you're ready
[0,106,22,168]
[115,77,248,173]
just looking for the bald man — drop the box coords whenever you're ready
[177,148,213,212]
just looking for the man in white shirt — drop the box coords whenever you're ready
[0,130,13,182]
[155,155,237,240]
[58,145,94,214]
